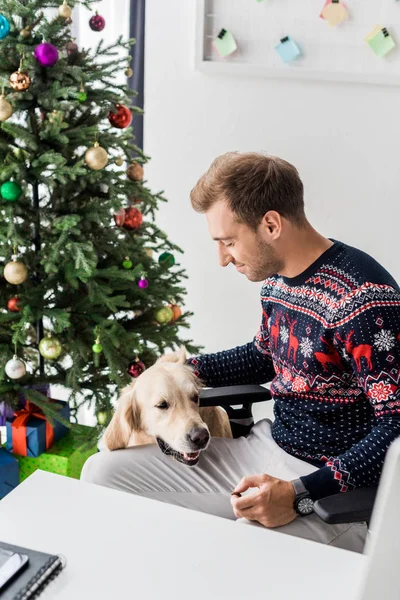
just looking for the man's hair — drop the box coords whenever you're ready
[190,152,306,230]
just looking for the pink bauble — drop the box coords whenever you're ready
[138,278,148,289]
[34,43,59,67]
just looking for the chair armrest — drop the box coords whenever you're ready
[199,385,272,407]
[314,487,377,524]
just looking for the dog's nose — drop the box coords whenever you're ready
[187,428,210,449]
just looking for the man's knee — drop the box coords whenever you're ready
[81,450,119,486]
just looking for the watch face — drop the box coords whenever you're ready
[298,497,314,515]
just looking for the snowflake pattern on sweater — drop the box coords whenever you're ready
[188,241,400,500]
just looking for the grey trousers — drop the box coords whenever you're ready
[81,419,367,553]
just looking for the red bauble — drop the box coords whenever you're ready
[7,296,21,312]
[89,13,105,31]
[114,208,126,227]
[124,207,143,230]
[169,304,182,321]
[127,359,146,378]
[108,104,132,129]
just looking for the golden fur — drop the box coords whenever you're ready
[104,346,232,453]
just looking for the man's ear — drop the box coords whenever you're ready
[104,383,141,451]
[157,345,187,365]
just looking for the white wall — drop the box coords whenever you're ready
[144,0,400,357]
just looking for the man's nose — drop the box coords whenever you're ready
[218,243,233,267]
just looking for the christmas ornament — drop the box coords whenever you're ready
[0,14,10,40]
[5,355,26,380]
[9,70,31,92]
[7,297,21,312]
[144,248,153,258]
[77,83,87,102]
[108,104,132,129]
[138,276,148,289]
[155,306,174,324]
[123,206,143,230]
[96,410,108,426]
[89,13,105,32]
[4,258,28,285]
[158,252,175,269]
[66,40,78,56]
[39,334,62,360]
[114,208,126,227]
[0,93,12,122]
[127,162,144,182]
[1,181,22,202]
[34,43,59,68]
[122,257,133,269]
[92,340,103,353]
[58,0,72,19]
[20,26,31,39]
[85,142,108,170]
[169,304,182,321]
[115,156,124,167]
[127,358,146,378]
[125,67,133,78]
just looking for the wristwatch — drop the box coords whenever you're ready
[291,478,314,516]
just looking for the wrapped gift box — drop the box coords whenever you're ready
[0,448,19,499]
[6,399,70,457]
[14,425,98,482]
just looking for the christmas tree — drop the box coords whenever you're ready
[0,0,198,436]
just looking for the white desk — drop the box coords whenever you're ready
[0,471,364,600]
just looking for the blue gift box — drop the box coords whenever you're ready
[0,448,19,499]
[5,399,70,458]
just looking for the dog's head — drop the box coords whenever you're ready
[104,347,209,466]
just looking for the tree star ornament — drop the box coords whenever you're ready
[4,257,28,285]
[85,142,108,170]
[0,93,13,122]
[127,162,144,182]
[89,12,105,32]
[5,355,26,380]
[39,334,62,360]
[34,43,59,68]
[58,0,72,20]
[108,104,132,129]
[0,14,10,40]
[1,181,22,202]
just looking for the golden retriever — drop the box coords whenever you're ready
[104,346,232,466]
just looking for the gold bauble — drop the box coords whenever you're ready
[59,0,72,19]
[20,27,31,39]
[144,248,153,258]
[85,142,108,171]
[4,260,28,285]
[9,71,31,92]
[0,95,13,121]
[125,67,133,78]
[127,162,144,181]
[115,156,124,167]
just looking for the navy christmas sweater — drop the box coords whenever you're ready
[188,241,400,500]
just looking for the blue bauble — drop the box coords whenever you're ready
[0,14,10,40]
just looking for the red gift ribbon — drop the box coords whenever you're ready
[11,400,54,456]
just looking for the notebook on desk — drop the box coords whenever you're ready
[0,541,64,599]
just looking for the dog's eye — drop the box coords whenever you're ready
[191,394,199,404]
[157,401,169,410]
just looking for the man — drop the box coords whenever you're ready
[82,152,400,552]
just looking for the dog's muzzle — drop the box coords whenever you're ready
[156,437,202,466]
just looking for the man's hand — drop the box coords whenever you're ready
[230,474,297,528]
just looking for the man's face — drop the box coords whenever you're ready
[205,200,284,282]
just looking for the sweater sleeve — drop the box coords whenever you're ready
[187,308,276,388]
[301,286,400,500]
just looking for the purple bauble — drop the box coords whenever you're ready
[89,14,106,32]
[34,43,59,67]
[138,278,148,289]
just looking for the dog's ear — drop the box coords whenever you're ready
[104,383,141,451]
[157,345,187,365]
